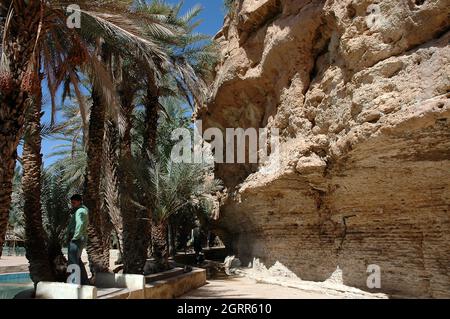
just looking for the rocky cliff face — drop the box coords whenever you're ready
[197,0,450,297]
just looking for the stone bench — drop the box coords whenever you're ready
[36,282,97,299]
[35,269,206,299]
[95,273,145,299]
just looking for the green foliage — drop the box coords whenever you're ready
[136,157,219,222]
[9,164,71,247]
[47,102,87,193]
[9,168,24,227]
[8,164,72,249]
[41,166,72,247]
[8,168,25,241]
[131,99,221,224]
[133,0,218,109]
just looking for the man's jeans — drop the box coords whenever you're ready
[68,240,89,285]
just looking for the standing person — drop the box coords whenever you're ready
[193,219,204,265]
[67,194,89,285]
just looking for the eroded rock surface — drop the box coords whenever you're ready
[198,0,450,298]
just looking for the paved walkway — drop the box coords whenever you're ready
[0,250,120,275]
[181,276,337,299]
[0,256,29,273]
[0,256,27,268]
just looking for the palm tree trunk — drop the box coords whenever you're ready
[103,121,123,263]
[143,82,159,156]
[119,85,149,274]
[0,3,41,258]
[168,218,177,257]
[85,85,111,274]
[119,97,134,272]
[168,221,174,257]
[151,220,169,270]
[22,75,55,283]
[144,80,166,266]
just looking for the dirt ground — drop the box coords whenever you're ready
[180,276,338,299]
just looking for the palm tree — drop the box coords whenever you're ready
[138,0,215,156]
[21,67,56,283]
[98,2,188,274]
[0,0,170,258]
[134,150,221,271]
[83,46,112,273]
[79,0,186,274]
[54,97,125,266]
[0,0,42,258]
[132,99,221,270]
[137,1,216,268]
[102,120,123,263]
[41,165,72,282]
[117,63,150,274]
[22,67,91,283]
[47,101,87,193]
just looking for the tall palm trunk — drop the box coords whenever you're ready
[119,83,149,274]
[143,82,159,156]
[22,73,55,283]
[0,2,41,258]
[85,85,111,274]
[103,121,123,261]
[144,80,170,268]
[168,219,176,257]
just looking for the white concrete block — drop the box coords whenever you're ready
[95,273,145,290]
[36,282,97,299]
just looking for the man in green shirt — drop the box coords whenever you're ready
[67,194,89,285]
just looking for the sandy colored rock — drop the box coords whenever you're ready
[197,0,450,298]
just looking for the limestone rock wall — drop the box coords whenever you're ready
[198,0,450,297]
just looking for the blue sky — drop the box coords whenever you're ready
[180,0,226,36]
[24,0,225,168]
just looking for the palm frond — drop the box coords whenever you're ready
[41,166,72,244]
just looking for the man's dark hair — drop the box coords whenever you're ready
[70,194,83,202]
